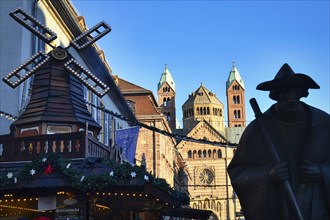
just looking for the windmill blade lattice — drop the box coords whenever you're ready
[10,8,57,44]
[4,8,111,98]
[71,22,111,51]
[2,51,50,88]
[64,58,110,97]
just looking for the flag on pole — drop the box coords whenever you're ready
[115,126,140,164]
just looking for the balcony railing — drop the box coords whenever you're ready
[0,131,110,162]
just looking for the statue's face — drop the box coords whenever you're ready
[276,87,303,114]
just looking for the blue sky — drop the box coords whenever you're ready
[72,0,329,125]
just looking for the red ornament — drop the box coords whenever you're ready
[44,164,54,174]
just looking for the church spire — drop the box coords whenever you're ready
[158,64,176,92]
[226,62,245,90]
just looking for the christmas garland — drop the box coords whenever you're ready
[0,153,189,205]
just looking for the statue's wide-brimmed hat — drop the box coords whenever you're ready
[256,63,320,91]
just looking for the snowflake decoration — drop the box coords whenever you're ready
[109,171,114,176]
[80,176,85,182]
[66,163,71,169]
[30,169,36,175]
[144,175,149,181]
[7,172,13,179]
[42,157,47,162]
[130,172,136,178]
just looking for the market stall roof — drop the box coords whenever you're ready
[0,155,185,209]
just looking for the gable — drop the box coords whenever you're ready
[176,120,227,149]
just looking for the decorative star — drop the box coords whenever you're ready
[30,169,36,175]
[109,171,114,176]
[80,176,85,182]
[130,172,136,178]
[44,164,54,174]
[144,175,149,181]
[7,172,13,179]
[66,163,71,169]
[42,157,47,162]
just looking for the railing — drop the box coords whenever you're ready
[0,131,111,162]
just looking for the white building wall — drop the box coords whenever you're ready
[0,0,130,137]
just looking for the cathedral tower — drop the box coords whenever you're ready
[182,83,225,135]
[157,64,176,131]
[226,63,246,128]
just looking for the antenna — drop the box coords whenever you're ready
[3,8,112,98]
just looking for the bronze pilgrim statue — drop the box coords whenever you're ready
[228,63,330,220]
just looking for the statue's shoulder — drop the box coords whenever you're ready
[304,103,330,125]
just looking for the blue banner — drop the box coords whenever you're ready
[115,127,140,164]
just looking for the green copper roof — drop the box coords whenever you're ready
[158,64,176,92]
[226,64,245,90]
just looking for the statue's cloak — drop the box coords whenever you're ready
[228,103,330,220]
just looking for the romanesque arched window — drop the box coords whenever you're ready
[238,110,241,118]
[167,97,170,106]
[208,149,211,158]
[188,150,192,159]
[193,150,197,159]
[203,150,207,158]
[203,107,206,115]
[163,97,167,106]
[207,107,210,115]
[198,150,202,158]
[218,149,222,158]
[167,112,171,121]
[234,110,237,118]
[233,96,237,104]
[204,199,210,209]
[237,95,240,104]
[213,149,217,158]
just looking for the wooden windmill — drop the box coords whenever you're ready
[2,8,112,138]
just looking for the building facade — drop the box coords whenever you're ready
[0,0,134,139]
[158,64,246,219]
[115,76,187,190]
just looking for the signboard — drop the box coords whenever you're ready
[55,193,85,220]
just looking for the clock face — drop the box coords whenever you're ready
[199,169,214,185]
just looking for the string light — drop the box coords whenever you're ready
[85,101,238,147]
[0,111,17,121]
[71,21,111,51]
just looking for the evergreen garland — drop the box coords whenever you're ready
[0,153,189,205]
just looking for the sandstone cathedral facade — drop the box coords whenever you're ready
[157,64,246,220]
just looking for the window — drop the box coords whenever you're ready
[103,112,109,145]
[208,150,211,157]
[203,150,207,158]
[167,97,170,106]
[198,150,202,158]
[188,150,192,159]
[217,150,222,158]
